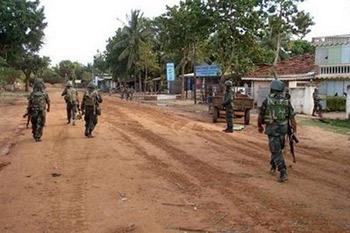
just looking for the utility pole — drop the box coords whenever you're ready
[193,43,197,104]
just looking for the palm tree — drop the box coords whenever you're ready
[116,10,149,91]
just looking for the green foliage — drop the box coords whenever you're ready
[0,67,22,85]
[326,96,346,112]
[16,53,50,91]
[0,0,47,64]
[259,0,314,67]
[206,0,263,81]
[40,68,62,84]
[58,60,75,79]
[93,51,109,75]
[288,40,315,57]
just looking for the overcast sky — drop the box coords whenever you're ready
[39,0,350,65]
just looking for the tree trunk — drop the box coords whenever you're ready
[181,64,185,99]
[24,73,31,92]
[138,72,142,92]
[193,43,197,104]
[144,66,148,94]
[272,32,281,78]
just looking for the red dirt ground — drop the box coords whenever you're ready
[0,88,349,233]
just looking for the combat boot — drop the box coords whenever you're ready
[270,166,276,175]
[278,169,288,182]
[224,128,234,133]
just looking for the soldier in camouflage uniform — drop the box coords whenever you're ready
[81,83,102,138]
[61,81,79,125]
[26,79,50,142]
[258,80,296,182]
[223,80,234,133]
[312,88,322,117]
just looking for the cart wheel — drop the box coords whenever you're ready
[213,107,219,123]
[244,109,250,125]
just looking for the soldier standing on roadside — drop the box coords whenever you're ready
[312,88,322,117]
[258,80,297,182]
[222,80,234,133]
[61,81,79,125]
[26,79,50,142]
[81,83,102,138]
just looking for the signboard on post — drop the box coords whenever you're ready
[166,63,175,81]
[195,65,220,77]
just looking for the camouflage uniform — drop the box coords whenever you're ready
[258,80,296,182]
[312,89,322,117]
[27,79,50,142]
[81,83,102,138]
[62,82,79,125]
[223,81,234,133]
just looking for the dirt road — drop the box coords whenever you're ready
[0,89,349,233]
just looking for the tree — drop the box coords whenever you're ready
[0,0,46,64]
[259,0,314,74]
[58,60,75,81]
[105,28,129,83]
[93,51,109,75]
[288,39,315,57]
[17,53,50,91]
[0,67,22,86]
[206,0,263,86]
[156,0,211,98]
[116,10,150,90]
[138,41,160,91]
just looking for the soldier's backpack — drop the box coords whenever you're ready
[264,96,289,124]
[31,91,46,111]
[83,90,97,106]
[84,90,101,115]
[65,88,77,103]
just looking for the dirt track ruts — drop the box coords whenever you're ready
[0,89,349,233]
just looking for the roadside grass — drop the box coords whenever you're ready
[0,92,29,105]
[300,118,350,135]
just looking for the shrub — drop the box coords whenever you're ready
[326,96,346,112]
[41,69,63,84]
[0,67,22,85]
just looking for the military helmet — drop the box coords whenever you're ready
[87,82,96,90]
[33,78,45,91]
[270,79,284,92]
[225,80,233,87]
[66,81,73,87]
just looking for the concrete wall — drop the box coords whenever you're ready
[315,45,350,65]
[319,80,350,96]
[347,85,350,119]
[290,86,315,114]
[252,81,270,107]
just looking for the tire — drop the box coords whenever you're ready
[244,109,250,125]
[213,107,219,123]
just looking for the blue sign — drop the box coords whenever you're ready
[166,63,175,81]
[195,65,221,77]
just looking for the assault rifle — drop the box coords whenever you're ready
[287,120,299,163]
[23,109,31,129]
[76,104,82,120]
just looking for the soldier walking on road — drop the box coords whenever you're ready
[258,80,297,182]
[61,81,79,125]
[223,80,234,133]
[312,88,323,117]
[26,79,50,142]
[81,83,102,138]
[128,87,135,100]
